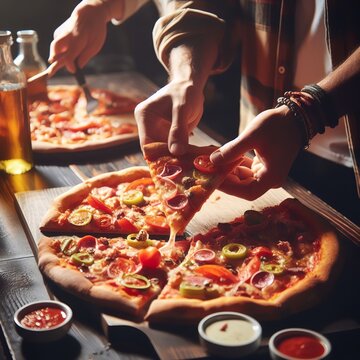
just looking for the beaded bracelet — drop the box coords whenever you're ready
[301,84,339,128]
[275,96,310,148]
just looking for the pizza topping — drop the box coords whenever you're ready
[20,307,67,329]
[126,232,153,249]
[166,194,189,210]
[193,249,216,263]
[125,177,154,194]
[181,176,196,189]
[155,176,178,200]
[193,155,216,174]
[116,217,138,233]
[261,263,285,275]
[70,252,95,267]
[250,271,275,289]
[250,246,273,259]
[138,246,162,269]
[237,256,261,284]
[78,235,97,249]
[120,274,151,290]
[179,280,207,299]
[145,215,170,232]
[60,237,79,256]
[107,258,137,278]
[122,189,144,206]
[87,194,113,215]
[93,214,113,229]
[68,209,93,226]
[159,162,182,179]
[195,264,238,284]
[222,243,247,260]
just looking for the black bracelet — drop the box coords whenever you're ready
[276,96,310,148]
[301,84,339,128]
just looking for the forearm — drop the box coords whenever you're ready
[318,46,360,117]
[168,37,220,89]
[76,0,125,23]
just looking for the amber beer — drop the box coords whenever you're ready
[0,85,33,174]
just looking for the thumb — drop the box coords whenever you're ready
[210,135,253,165]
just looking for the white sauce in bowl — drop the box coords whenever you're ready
[205,319,257,346]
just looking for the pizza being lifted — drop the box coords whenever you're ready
[29,85,139,153]
[38,163,341,322]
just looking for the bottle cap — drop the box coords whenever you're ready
[16,30,38,43]
[0,31,13,45]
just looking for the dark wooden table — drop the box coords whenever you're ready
[1,72,359,360]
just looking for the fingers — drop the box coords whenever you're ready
[210,134,253,166]
[168,104,189,155]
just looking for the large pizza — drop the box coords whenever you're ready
[38,151,341,323]
[29,85,139,153]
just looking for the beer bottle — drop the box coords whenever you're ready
[14,30,46,79]
[0,31,33,174]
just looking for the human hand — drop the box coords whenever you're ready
[210,106,304,200]
[47,1,110,76]
[135,79,205,155]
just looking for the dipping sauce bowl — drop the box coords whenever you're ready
[198,311,262,358]
[14,300,73,343]
[269,328,331,360]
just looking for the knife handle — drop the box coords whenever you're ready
[74,59,86,86]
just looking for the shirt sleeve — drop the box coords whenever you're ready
[153,1,239,74]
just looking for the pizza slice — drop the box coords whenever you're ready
[145,199,341,324]
[38,231,190,317]
[143,142,239,240]
[40,167,171,236]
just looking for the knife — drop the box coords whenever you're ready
[73,60,99,114]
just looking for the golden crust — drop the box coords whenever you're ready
[40,166,150,234]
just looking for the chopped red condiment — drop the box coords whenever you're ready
[21,307,66,329]
[277,335,325,359]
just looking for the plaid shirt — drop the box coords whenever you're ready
[153,0,360,194]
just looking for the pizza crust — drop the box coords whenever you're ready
[40,166,150,234]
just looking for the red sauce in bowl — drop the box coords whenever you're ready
[277,335,325,359]
[21,307,67,329]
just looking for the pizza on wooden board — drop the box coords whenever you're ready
[38,184,341,323]
[29,85,139,153]
[40,167,171,236]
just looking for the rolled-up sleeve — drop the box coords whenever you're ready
[153,1,239,74]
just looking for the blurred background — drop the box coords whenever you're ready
[1,0,240,141]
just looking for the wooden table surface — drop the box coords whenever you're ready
[1,72,359,360]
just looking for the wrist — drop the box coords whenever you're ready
[78,0,124,23]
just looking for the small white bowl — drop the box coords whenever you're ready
[269,328,331,360]
[14,300,73,343]
[198,312,262,358]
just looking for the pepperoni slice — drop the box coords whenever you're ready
[107,258,137,278]
[250,271,274,289]
[193,249,216,263]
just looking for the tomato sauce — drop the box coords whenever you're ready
[277,335,325,359]
[21,307,67,329]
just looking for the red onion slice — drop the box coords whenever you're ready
[155,175,178,200]
[159,162,182,179]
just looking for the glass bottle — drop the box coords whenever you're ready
[0,31,33,174]
[14,30,46,79]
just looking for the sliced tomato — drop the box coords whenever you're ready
[195,264,238,284]
[145,215,170,232]
[86,194,113,215]
[193,249,216,263]
[117,217,138,233]
[237,256,261,284]
[116,123,137,134]
[193,155,216,174]
[126,178,154,192]
[107,258,137,278]
[78,235,97,249]
[67,120,100,132]
[138,246,162,269]
[250,246,273,258]
[175,240,191,253]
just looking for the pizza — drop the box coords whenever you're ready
[40,167,171,236]
[29,85,139,153]
[143,142,239,253]
[38,190,341,323]
[38,232,190,317]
